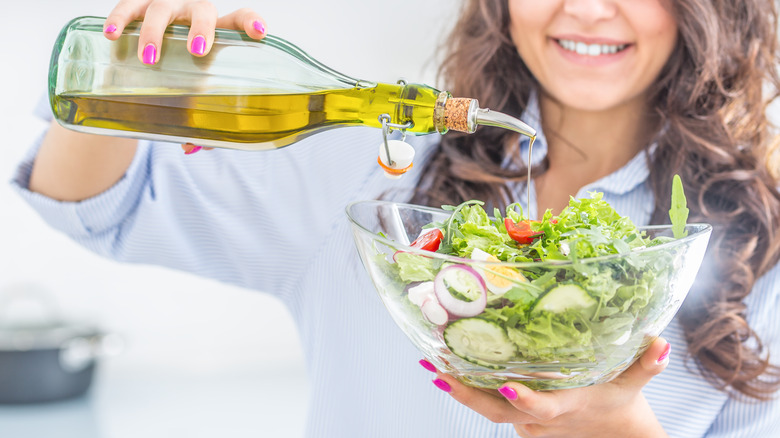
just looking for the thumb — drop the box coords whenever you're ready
[616,337,671,389]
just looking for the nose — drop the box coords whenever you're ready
[563,0,618,24]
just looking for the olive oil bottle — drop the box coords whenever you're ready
[49,17,535,151]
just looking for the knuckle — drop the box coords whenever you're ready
[534,406,557,422]
[145,1,174,17]
[192,0,217,15]
[234,7,256,19]
[523,423,544,437]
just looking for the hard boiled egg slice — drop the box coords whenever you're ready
[470,248,527,296]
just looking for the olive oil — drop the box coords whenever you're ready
[53,82,440,150]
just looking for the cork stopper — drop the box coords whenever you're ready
[446,98,476,132]
[433,92,479,134]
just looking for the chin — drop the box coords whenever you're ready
[545,86,632,113]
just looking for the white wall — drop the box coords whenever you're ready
[0,0,453,414]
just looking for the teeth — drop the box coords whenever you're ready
[558,39,627,56]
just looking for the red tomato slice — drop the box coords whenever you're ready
[410,229,444,252]
[504,218,544,244]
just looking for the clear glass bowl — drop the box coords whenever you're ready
[347,200,712,390]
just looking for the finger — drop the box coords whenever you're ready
[496,382,566,422]
[216,8,267,39]
[182,143,203,154]
[136,0,179,65]
[104,0,152,40]
[185,1,218,56]
[614,337,671,390]
[181,144,215,154]
[433,374,537,424]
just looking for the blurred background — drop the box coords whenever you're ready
[0,0,453,436]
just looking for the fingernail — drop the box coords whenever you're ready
[253,20,265,34]
[432,378,451,393]
[185,146,203,155]
[657,343,671,364]
[142,44,157,65]
[498,385,518,400]
[191,35,206,56]
[419,359,436,372]
[104,24,117,34]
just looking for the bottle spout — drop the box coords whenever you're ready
[434,92,536,139]
[475,108,536,139]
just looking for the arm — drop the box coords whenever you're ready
[29,121,138,201]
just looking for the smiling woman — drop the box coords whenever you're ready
[10,0,780,437]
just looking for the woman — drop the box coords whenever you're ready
[13,0,780,436]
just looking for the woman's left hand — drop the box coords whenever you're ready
[426,337,672,438]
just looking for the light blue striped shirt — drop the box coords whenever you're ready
[12,98,780,437]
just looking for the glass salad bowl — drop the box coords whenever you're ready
[346,200,712,390]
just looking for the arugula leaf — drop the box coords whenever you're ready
[669,174,689,239]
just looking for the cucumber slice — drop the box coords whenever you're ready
[444,318,516,367]
[532,284,597,319]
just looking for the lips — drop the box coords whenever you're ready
[549,35,633,67]
[556,38,628,56]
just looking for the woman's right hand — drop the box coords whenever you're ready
[103,0,267,64]
[103,0,268,155]
[30,1,268,200]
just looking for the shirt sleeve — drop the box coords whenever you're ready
[704,264,780,437]
[10,123,385,298]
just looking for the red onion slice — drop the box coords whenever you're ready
[434,265,487,317]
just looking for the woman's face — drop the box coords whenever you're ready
[508,0,678,112]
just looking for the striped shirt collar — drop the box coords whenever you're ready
[512,91,652,197]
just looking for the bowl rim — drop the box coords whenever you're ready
[346,199,713,268]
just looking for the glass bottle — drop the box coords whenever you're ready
[49,16,535,151]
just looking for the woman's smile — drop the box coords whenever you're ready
[509,0,677,112]
[550,35,632,67]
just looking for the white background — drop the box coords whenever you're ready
[0,1,453,437]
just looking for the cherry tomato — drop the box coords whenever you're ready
[504,218,544,244]
[410,229,444,252]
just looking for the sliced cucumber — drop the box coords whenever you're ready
[532,284,597,319]
[444,318,516,368]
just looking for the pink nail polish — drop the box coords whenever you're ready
[498,385,518,400]
[191,35,206,56]
[657,343,671,364]
[142,44,157,65]
[419,359,436,372]
[185,146,203,155]
[253,20,265,34]
[104,24,117,34]
[432,378,451,393]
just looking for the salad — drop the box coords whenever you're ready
[382,176,690,370]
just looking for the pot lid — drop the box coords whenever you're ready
[0,321,101,351]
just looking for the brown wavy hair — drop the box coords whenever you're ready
[411,0,780,399]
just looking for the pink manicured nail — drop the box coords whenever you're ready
[142,44,157,65]
[419,359,436,372]
[432,378,451,393]
[253,20,265,34]
[191,35,206,56]
[498,385,518,400]
[104,24,117,34]
[185,146,203,155]
[657,343,671,364]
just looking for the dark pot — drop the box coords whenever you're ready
[0,322,111,404]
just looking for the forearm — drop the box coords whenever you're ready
[29,121,138,201]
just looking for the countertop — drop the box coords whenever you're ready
[0,362,308,438]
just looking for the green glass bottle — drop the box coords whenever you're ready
[49,16,535,151]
